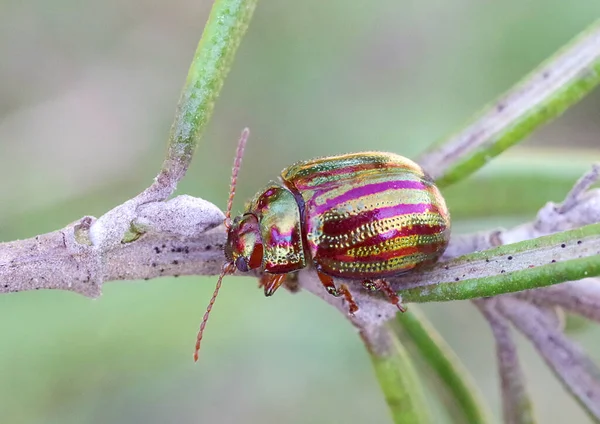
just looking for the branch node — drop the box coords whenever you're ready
[557,162,600,214]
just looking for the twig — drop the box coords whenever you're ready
[517,279,600,324]
[396,165,600,303]
[394,307,493,424]
[419,20,600,187]
[361,322,432,424]
[0,197,226,297]
[3,165,600,314]
[474,299,537,424]
[497,297,600,421]
[0,0,258,297]
[147,0,257,201]
[4,0,259,295]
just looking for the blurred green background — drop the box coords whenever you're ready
[1,1,600,423]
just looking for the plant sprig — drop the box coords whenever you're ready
[419,20,600,188]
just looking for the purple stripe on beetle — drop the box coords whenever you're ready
[312,180,429,215]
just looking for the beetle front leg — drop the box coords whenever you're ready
[316,271,339,296]
[317,271,359,314]
[260,273,287,296]
[362,279,407,313]
[262,272,301,293]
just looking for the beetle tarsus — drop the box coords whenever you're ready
[327,287,340,296]
[365,279,407,313]
[361,280,377,292]
[317,271,341,296]
[338,283,359,315]
[317,271,359,314]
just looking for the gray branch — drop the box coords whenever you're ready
[517,280,600,323]
[0,195,225,297]
[498,297,600,420]
[1,166,599,310]
[474,298,537,424]
[1,155,600,368]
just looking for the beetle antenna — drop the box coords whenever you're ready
[194,262,235,362]
[225,128,250,228]
[194,129,249,362]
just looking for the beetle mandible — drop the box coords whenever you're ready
[194,129,451,361]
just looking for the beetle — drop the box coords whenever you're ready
[193,129,450,361]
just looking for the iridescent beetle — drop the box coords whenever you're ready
[194,129,450,361]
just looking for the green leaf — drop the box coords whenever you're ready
[398,223,600,303]
[444,150,600,219]
[419,20,600,188]
[366,324,432,424]
[163,0,257,181]
[394,307,493,424]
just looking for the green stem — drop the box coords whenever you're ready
[397,223,600,303]
[444,150,599,219]
[154,0,257,197]
[365,325,432,424]
[395,307,492,424]
[419,20,600,188]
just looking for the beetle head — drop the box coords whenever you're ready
[225,213,264,272]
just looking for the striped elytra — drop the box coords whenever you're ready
[281,152,450,280]
[193,130,450,361]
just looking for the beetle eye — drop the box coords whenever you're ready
[235,256,249,272]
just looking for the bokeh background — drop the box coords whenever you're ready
[1,1,600,423]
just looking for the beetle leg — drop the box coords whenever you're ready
[282,272,300,293]
[260,273,287,297]
[362,280,377,292]
[258,274,269,289]
[338,284,359,314]
[316,271,341,296]
[363,279,407,313]
[317,272,359,314]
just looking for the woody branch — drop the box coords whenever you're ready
[0,164,598,310]
[0,0,258,296]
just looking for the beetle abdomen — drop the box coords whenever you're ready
[282,153,450,279]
